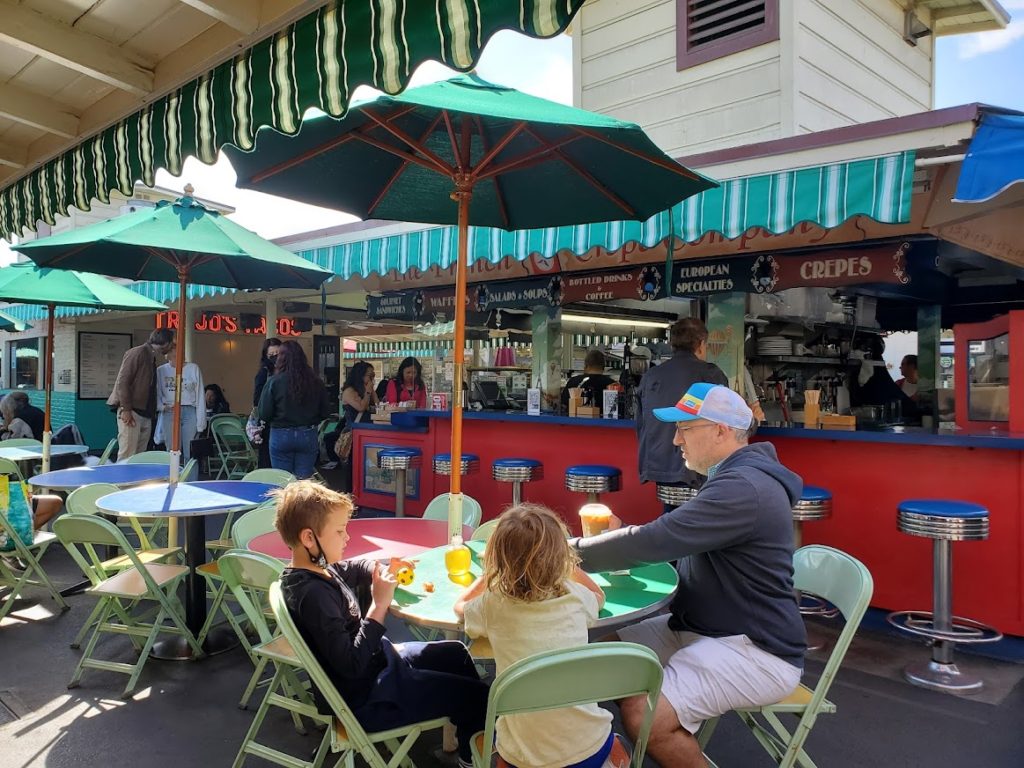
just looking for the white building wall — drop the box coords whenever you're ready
[575,0,782,156]
[573,0,936,156]
[791,0,934,134]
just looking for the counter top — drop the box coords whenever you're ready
[758,425,1024,450]
[374,409,1024,449]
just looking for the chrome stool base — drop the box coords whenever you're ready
[903,660,984,693]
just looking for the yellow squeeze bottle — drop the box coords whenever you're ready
[0,474,9,512]
[445,534,472,578]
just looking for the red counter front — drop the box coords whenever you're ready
[353,412,1024,636]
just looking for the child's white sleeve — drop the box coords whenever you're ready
[462,592,488,639]
[569,581,600,625]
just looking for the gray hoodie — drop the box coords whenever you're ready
[576,442,807,668]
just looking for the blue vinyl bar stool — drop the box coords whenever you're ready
[377,448,421,518]
[793,486,837,650]
[492,458,544,506]
[565,465,622,505]
[433,453,480,477]
[887,499,1002,693]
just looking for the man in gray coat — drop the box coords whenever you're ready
[576,382,805,768]
[636,318,727,510]
[106,329,175,460]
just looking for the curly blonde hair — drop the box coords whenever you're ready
[483,503,579,602]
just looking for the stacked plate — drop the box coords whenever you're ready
[757,336,793,356]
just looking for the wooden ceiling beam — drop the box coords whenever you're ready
[0,82,80,139]
[178,0,259,35]
[0,142,27,169]
[0,1,154,96]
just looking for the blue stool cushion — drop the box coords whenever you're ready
[434,453,479,462]
[898,499,988,518]
[494,458,542,468]
[379,447,422,459]
[566,464,621,478]
[801,486,832,502]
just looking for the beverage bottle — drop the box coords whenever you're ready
[445,534,472,578]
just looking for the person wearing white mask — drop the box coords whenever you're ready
[154,354,207,461]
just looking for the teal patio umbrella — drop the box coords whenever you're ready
[0,263,166,471]
[14,192,334,480]
[225,74,717,535]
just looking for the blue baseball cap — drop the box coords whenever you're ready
[653,382,753,430]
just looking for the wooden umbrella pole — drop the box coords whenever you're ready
[170,269,188,482]
[448,178,472,541]
[42,303,55,473]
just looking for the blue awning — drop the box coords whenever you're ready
[954,113,1024,203]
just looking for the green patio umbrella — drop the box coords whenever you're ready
[225,74,716,536]
[0,263,166,471]
[14,192,334,480]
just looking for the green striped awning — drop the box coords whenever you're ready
[300,151,915,279]
[0,1,585,241]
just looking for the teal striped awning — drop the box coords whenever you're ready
[0,1,585,241]
[1,280,231,321]
[299,151,916,279]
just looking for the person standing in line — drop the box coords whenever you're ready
[637,318,728,513]
[383,356,427,409]
[257,340,331,479]
[252,337,282,468]
[154,353,206,462]
[106,329,175,461]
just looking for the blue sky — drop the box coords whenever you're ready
[935,2,1024,111]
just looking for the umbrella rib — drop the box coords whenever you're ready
[350,132,449,177]
[442,111,463,173]
[361,108,453,175]
[522,127,636,218]
[469,120,528,182]
[251,133,359,184]
[475,134,585,181]
[474,115,510,229]
[366,112,447,218]
[573,126,709,182]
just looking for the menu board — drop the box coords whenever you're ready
[77,332,132,400]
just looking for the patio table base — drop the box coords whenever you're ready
[151,626,238,661]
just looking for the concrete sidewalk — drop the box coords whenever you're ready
[3,545,1022,768]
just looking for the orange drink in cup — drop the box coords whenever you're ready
[579,503,612,537]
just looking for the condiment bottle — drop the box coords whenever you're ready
[445,534,471,578]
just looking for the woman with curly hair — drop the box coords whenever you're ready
[257,340,330,478]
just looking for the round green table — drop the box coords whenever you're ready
[390,540,678,634]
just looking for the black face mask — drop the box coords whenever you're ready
[305,531,328,569]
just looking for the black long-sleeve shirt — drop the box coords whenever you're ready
[280,561,386,709]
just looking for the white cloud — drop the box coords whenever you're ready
[958,19,1024,59]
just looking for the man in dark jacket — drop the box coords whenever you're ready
[575,382,806,768]
[106,329,175,460]
[637,318,727,510]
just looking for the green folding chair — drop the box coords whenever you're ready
[196,500,280,646]
[124,450,173,464]
[97,438,118,465]
[53,515,203,697]
[0,500,69,620]
[212,418,258,480]
[216,550,311,719]
[470,642,663,768]
[205,469,292,554]
[422,492,483,529]
[696,545,874,768]
[0,456,28,485]
[232,581,450,768]
[469,518,499,542]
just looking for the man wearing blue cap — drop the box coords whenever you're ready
[574,382,806,768]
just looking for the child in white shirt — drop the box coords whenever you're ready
[454,504,614,768]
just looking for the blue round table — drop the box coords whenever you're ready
[29,463,170,491]
[0,444,89,464]
[96,480,276,658]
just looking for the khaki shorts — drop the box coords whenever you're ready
[618,615,802,734]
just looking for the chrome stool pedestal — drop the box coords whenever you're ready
[887,500,1002,693]
[432,453,480,477]
[492,458,543,506]
[655,484,697,508]
[793,486,836,651]
[376,448,421,518]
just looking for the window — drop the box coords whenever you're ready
[676,0,780,70]
[7,338,44,390]
[967,333,1009,422]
